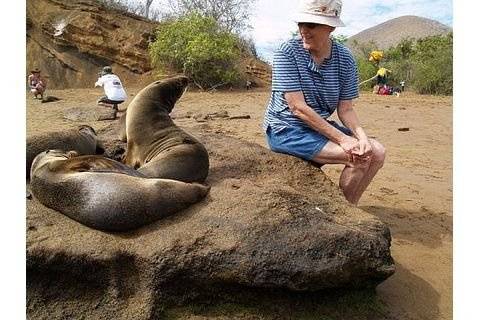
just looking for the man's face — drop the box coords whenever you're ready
[298,23,335,50]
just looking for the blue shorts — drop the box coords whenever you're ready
[265,121,352,161]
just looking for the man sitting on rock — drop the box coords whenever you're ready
[94,66,127,111]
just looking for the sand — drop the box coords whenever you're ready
[26,87,452,320]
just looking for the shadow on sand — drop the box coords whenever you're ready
[377,262,442,320]
[360,205,452,249]
[159,262,441,320]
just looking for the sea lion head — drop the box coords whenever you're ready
[30,149,79,176]
[142,76,189,113]
[77,125,104,154]
[77,125,97,137]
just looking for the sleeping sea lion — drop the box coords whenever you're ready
[123,76,209,183]
[26,125,104,179]
[30,150,210,232]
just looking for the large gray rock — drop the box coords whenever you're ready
[27,124,394,319]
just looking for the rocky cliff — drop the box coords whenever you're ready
[26,0,160,89]
[26,0,272,89]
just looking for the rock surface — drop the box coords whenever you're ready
[63,105,118,121]
[27,123,395,319]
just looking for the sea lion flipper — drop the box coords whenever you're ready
[85,166,145,177]
[95,141,105,154]
[79,156,145,177]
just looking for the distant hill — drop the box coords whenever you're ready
[345,15,452,52]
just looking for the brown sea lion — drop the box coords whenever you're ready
[117,112,127,142]
[30,150,210,232]
[123,76,209,183]
[26,125,104,179]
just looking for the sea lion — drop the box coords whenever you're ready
[26,125,104,179]
[123,76,209,183]
[118,112,127,142]
[30,150,210,232]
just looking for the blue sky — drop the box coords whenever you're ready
[250,0,453,62]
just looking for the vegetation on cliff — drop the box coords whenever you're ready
[149,13,245,90]
[97,0,258,90]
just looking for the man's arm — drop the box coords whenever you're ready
[337,99,372,156]
[284,91,360,154]
[28,75,35,88]
[94,77,103,87]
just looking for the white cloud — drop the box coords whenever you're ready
[250,0,298,44]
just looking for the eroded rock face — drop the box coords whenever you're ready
[26,124,395,319]
[26,0,157,89]
[26,0,273,90]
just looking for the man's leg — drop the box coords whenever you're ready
[97,96,111,107]
[311,141,372,204]
[37,85,45,100]
[347,139,386,205]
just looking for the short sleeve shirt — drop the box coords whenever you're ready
[263,37,359,131]
[95,74,127,101]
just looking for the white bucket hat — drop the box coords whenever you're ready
[294,0,345,28]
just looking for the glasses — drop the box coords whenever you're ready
[298,22,319,29]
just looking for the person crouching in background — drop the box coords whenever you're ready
[94,66,127,111]
[28,68,47,100]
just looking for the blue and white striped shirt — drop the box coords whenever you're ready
[263,37,359,132]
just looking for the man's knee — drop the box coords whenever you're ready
[370,140,386,167]
[348,157,371,170]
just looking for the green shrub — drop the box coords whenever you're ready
[353,33,452,95]
[149,13,243,90]
[352,40,380,90]
[381,38,415,86]
[410,33,453,95]
[356,58,377,90]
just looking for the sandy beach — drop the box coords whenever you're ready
[27,87,452,319]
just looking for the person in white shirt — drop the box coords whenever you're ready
[94,66,127,111]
